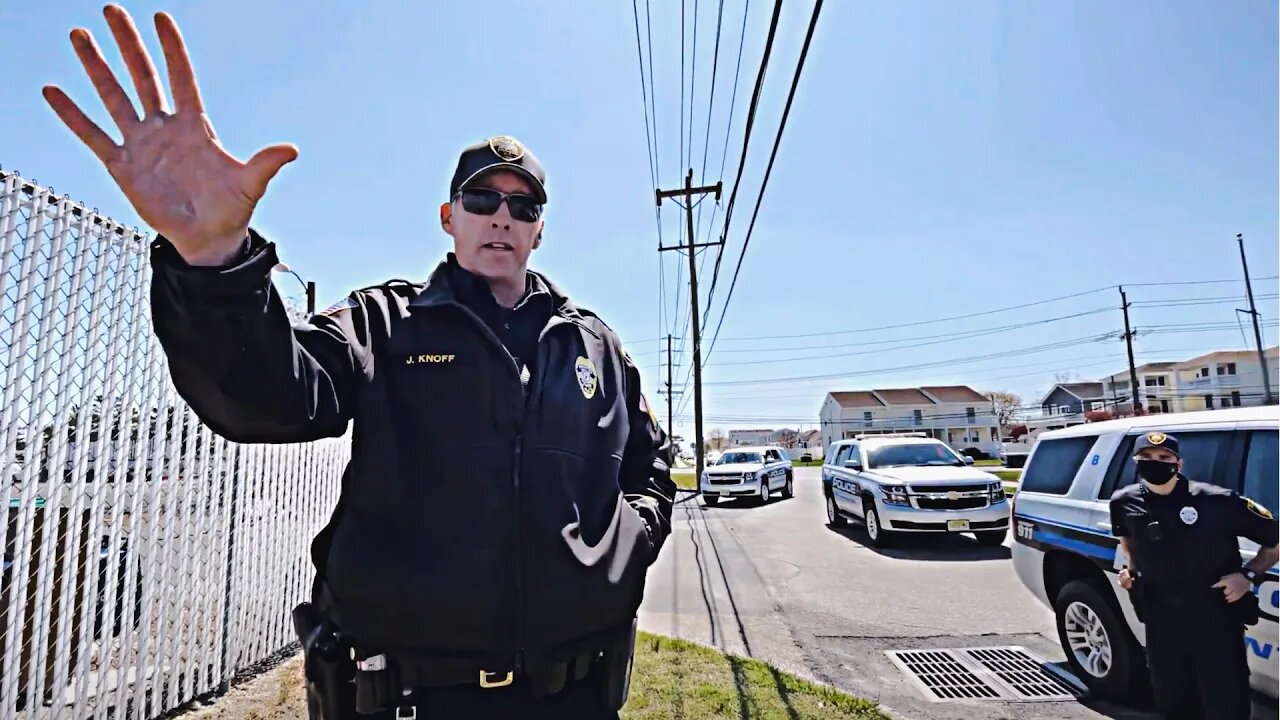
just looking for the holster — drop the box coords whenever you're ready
[596,618,638,711]
[1231,591,1261,627]
[293,603,356,720]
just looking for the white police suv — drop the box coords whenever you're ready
[700,446,794,506]
[1010,406,1278,701]
[822,433,1009,547]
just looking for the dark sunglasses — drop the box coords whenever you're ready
[455,188,544,223]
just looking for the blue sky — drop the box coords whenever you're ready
[2,1,1276,439]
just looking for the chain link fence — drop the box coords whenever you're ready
[0,169,347,719]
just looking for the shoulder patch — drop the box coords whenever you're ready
[1245,497,1274,520]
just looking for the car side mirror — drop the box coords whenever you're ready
[962,456,975,465]
[844,460,862,471]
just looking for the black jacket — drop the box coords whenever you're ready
[149,230,676,669]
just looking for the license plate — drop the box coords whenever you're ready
[947,519,971,532]
[720,491,729,498]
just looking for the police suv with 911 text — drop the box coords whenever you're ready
[822,433,1010,547]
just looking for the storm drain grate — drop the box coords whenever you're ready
[886,646,1078,703]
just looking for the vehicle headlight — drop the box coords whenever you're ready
[989,482,1006,503]
[882,484,910,506]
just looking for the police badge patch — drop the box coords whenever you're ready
[575,357,598,399]
[489,135,525,162]
[1147,432,1167,445]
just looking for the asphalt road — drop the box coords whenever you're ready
[639,467,1275,720]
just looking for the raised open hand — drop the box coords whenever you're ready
[43,5,297,265]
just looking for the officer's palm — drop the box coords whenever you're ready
[42,5,297,265]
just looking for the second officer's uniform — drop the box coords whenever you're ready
[1110,431,1278,720]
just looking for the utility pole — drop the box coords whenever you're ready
[1120,286,1143,416]
[305,281,316,315]
[1237,234,1274,404]
[657,169,723,480]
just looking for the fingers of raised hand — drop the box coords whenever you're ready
[154,11,204,115]
[104,4,167,116]
[42,85,119,163]
[69,26,140,132]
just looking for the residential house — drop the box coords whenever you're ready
[819,386,1000,457]
[1040,382,1108,419]
[1100,363,1179,414]
[1174,347,1279,411]
[727,429,774,447]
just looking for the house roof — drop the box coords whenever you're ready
[830,391,885,408]
[920,385,988,403]
[872,388,935,405]
[1103,362,1178,381]
[1063,382,1105,399]
[1174,346,1279,368]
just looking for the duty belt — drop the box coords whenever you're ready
[351,647,600,715]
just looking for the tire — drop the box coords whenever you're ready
[826,494,846,527]
[864,504,893,548]
[1053,579,1147,702]
[974,530,1007,546]
[758,479,771,505]
[783,471,794,499]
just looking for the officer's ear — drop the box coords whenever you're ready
[440,202,454,236]
[532,219,544,250]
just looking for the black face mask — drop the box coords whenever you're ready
[1136,459,1178,485]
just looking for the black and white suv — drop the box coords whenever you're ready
[1010,406,1278,702]
[822,433,1009,547]
[700,446,794,506]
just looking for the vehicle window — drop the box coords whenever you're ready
[846,444,861,467]
[1022,436,1097,495]
[831,445,851,467]
[1101,430,1236,498]
[718,451,762,465]
[1242,430,1278,516]
[866,443,962,469]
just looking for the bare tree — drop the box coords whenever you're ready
[983,391,1023,429]
[707,428,728,451]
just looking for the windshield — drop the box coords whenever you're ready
[717,451,763,465]
[867,443,964,469]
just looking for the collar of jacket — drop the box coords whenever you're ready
[409,255,599,337]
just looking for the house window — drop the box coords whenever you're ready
[966,407,976,424]
[913,409,923,426]
[863,411,873,427]
[1199,367,1209,377]
[1144,376,1167,387]
[1231,391,1241,407]
[1204,394,1214,409]
[1089,401,1104,411]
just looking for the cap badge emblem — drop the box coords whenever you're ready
[489,135,525,162]
[1147,432,1166,445]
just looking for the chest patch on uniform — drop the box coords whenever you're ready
[1246,497,1274,519]
[575,357,598,399]
[1179,506,1198,525]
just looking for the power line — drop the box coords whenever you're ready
[1123,276,1279,288]
[699,0,785,328]
[697,0,753,268]
[702,0,824,369]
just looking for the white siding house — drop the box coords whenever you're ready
[1175,347,1279,411]
[818,386,1001,457]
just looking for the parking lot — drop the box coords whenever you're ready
[640,467,1275,720]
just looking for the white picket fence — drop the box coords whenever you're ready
[0,169,347,718]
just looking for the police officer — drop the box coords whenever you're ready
[1110,431,1279,720]
[44,6,674,719]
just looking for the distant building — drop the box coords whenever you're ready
[818,386,1000,457]
[1174,348,1279,411]
[1040,382,1108,421]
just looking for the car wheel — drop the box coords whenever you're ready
[864,505,892,548]
[826,494,846,526]
[759,480,770,505]
[1054,579,1147,702]
[783,471,794,499]
[974,530,1006,546]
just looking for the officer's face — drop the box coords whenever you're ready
[1135,447,1181,467]
[441,170,544,283]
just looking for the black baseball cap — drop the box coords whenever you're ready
[449,136,547,203]
[1133,431,1180,458]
